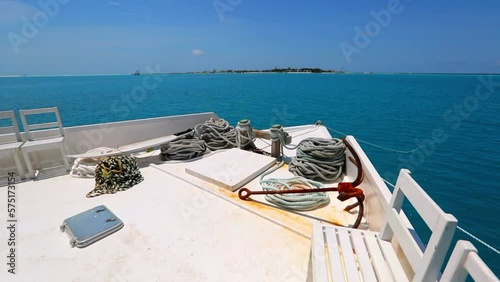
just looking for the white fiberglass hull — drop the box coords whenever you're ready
[0,112,406,281]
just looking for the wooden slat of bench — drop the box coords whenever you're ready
[337,230,361,282]
[312,225,329,282]
[313,225,412,282]
[325,228,347,282]
[351,232,377,282]
[386,208,423,270]
[395,171,442,229]
[377,236,409,282]
[364,232,394,282]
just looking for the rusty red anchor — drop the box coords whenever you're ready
[239,138,366,228]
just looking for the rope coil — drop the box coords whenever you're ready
[194,118,238,150]
[160,138,207,161]
[70,159,98,178]
[288,138,346,182]
[70,147,114,178]
[260,176,331,211]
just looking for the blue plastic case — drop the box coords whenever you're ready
[60,205,124,248]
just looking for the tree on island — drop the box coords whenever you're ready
[196,67,343,74]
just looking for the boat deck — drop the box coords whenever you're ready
[0,124,367,281]
[2,165,312,281]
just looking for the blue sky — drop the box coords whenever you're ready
[0,0,499,75]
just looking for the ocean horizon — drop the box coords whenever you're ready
[2,72,500,78]
[1,73,499,276]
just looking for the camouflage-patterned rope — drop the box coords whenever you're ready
[86,155,144,198]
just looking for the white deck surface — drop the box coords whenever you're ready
[0,124,365,281]
[0,166,311,281]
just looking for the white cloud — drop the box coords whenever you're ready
[108,1,120,6]
[0,0,38,27]
[192,49,204,56]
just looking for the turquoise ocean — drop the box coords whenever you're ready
[1,73,499,275]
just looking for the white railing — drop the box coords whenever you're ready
[441,240,499,282]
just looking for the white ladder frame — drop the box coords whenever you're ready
[19,107,69,178]
[0,110,26,179]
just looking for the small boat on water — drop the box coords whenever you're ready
[0,110,497,281]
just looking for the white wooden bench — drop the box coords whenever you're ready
[441,240,499,282]
[311,169,457,282]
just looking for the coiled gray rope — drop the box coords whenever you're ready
[160,139,207,161]
[288,138,346,182]
[194,118,238,150]
[235,127,254,148]
[160,118,242,161]
[261,176,331,211]
[258,161,331,211]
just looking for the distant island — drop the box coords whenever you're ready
[188,67,345,74]
[5,71,500,77]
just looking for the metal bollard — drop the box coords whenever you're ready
[270,124,282,159]
[236,119,253,149]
